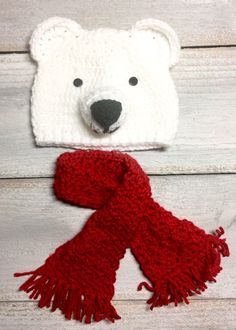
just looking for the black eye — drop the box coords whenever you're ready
[73,78,83,87]
[129,76,138,86]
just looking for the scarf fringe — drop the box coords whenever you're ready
[137,227,229,310]
[14,228,229,319]
[14,271,121,323]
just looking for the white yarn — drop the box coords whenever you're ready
[30,17,180,151]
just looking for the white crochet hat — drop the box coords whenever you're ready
[30,17,180,151]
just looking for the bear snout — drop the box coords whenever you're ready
[90,99,122,134]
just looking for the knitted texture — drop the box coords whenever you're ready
[30,17,180,150]
[14,150,229,323]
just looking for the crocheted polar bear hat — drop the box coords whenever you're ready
[30,17,180,151]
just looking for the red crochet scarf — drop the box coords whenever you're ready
[15,150,229,324]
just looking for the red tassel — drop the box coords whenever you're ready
[137,226,230,310]
[14,272,120,323]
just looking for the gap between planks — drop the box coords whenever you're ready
[0,172,235,181]
[0,44,236,55]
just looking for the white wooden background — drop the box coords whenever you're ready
[0,1,236,329]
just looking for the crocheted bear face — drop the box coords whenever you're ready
[30,17,180,150]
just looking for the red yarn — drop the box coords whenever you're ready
[14,150,229,323]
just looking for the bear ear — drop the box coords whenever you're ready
[30,17,82,62]
[132,18,180,67]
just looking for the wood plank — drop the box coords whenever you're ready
[0,300,235,329]
[0,48,236,178]
[0,0,236,51]
[0,175,235,301]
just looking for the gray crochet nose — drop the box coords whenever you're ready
[90,99,122,133]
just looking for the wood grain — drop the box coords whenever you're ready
[1,2,236,329]
[0,0,236,51]
[0,300,235,330]
[0,47,236,178]
[1,175,235,301]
